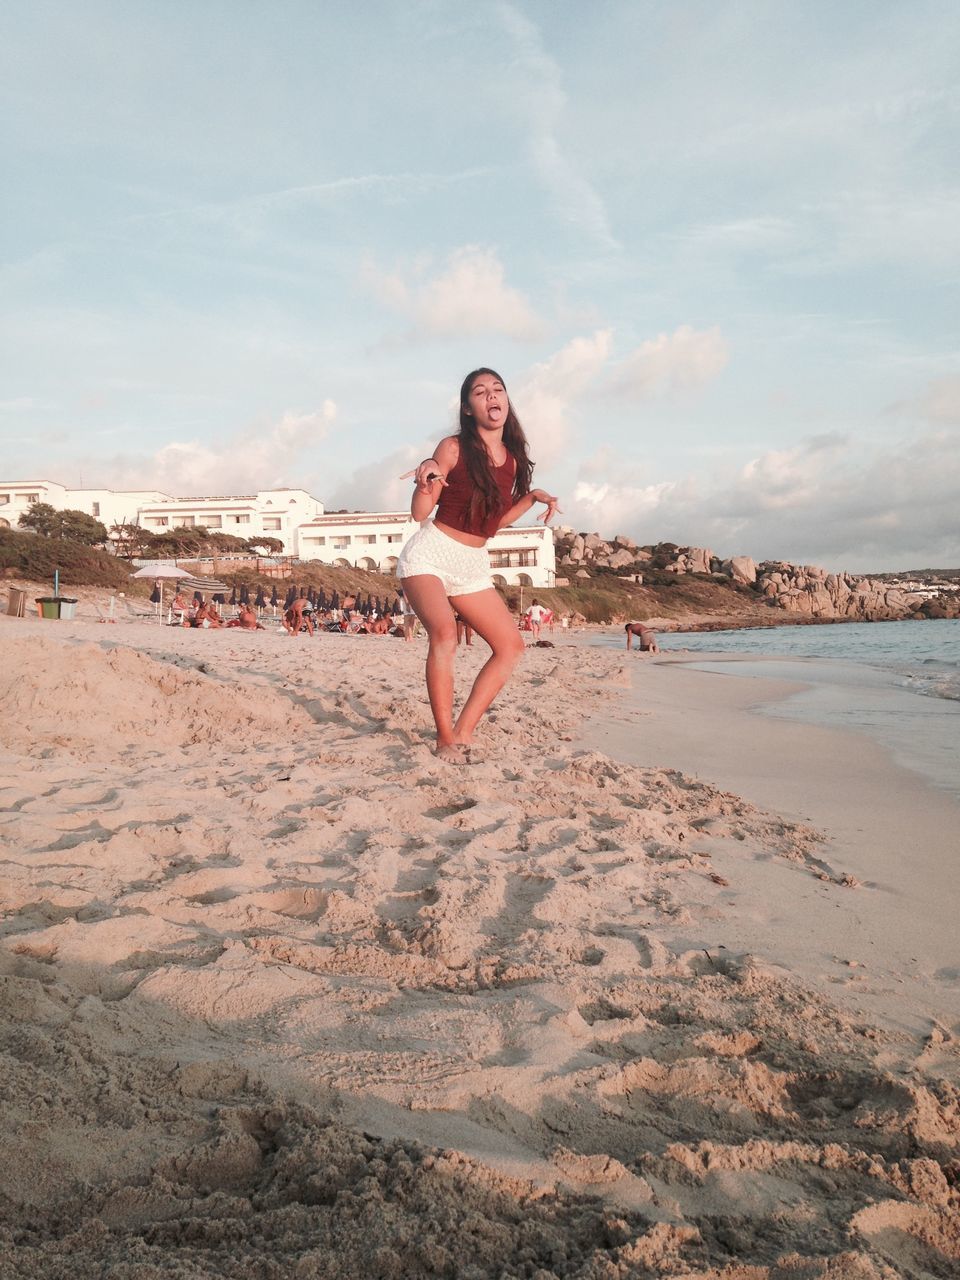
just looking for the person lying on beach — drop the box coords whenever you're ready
[227,603,264,630]
[283,598,314,636]
[625,621,659,652]
[369,614,392,635]
[398,366,560,765]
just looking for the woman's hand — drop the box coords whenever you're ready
[529,489,561,524]
[400,458,448,492]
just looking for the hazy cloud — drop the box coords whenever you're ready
[366,246,542,341]
[109,404,336,496]
[564,427,960,573]
[515,330,613,466]
[610,326,729,399]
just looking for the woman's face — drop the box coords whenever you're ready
[466,372,509,431]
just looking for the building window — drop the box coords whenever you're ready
[152,517,169,528]
[358,534,376,545]
[332,538,350,550]
[383,533,402,543]
[0,494,9,505]
[203,515,222,528]
[26,494,39,503]
[306,536,326,546]
[91,502,100,517]
[230,514,250,525]
[263,517,281,530]
[178,517,196,528]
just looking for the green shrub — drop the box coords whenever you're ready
[0,528,131,588]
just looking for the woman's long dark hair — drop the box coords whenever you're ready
[457,367,534,528]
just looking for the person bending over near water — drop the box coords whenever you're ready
[625,621,659,653]
[398,367,560,764]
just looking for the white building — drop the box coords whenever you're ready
[1,479,556,586]
[297,511,556,588]
[0,481,322,555]
[0,480,169,531]
[136,489,323,554]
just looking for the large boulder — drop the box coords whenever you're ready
[686,547,714,574]
[601,548,639,570]
[614,534,639,551]
[723,556,757,586]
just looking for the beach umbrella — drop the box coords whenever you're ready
[130,562,184,620]
[307,586,316,604]
[193,590,203,604]
[240,584,250,605]
[300,586,307,598]
[230,584,237,606]
[255,586,266,609]
[331,591,340,608]
[213,592,225,605]
[270,585,279,607]
[318,589,327,610]
[149,584,161,604]
[284,586,296,608]
[375,595,382,615]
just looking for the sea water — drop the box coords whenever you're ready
[589,620,960,802]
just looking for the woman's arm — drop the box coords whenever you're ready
[410,437,459,521]
[497,487,561,530]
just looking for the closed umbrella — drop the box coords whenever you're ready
[240,584,250,605]
[230,585,238,606]
[149,584,161,604]
[284,586,296,608]
[318,589,327,611]
[331,591,340,609]
[270,585,279,608]
[307,586,316,604]
[255,586,266,609]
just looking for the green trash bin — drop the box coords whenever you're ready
[36,597,60,619]
[58,598,78,620]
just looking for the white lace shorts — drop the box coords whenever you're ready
[397,520,492,597]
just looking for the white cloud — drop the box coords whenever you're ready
[514,330,613,467]
[610,326,729,399]
[113,403,336,496]
[564,427,960,573]
[366,246,542,341]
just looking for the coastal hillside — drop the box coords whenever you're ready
[2,524,957,628]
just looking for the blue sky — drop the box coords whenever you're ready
[2,0,959,572]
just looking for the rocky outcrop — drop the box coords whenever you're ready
[552,528,955,623]
[756,562,913,620]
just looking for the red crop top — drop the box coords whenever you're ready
[435,448,517,539]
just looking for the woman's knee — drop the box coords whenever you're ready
[496,630,525,665]
[427,622,458,656]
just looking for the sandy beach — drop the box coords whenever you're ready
[1,613,958,1279]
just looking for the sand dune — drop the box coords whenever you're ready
[1,616,957,1278]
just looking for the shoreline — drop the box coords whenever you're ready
[579,652,960,1039]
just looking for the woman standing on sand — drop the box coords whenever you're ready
[398,367,560,764]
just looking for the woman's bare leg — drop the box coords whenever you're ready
[400,575,459,747]
[446,588,525,745]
